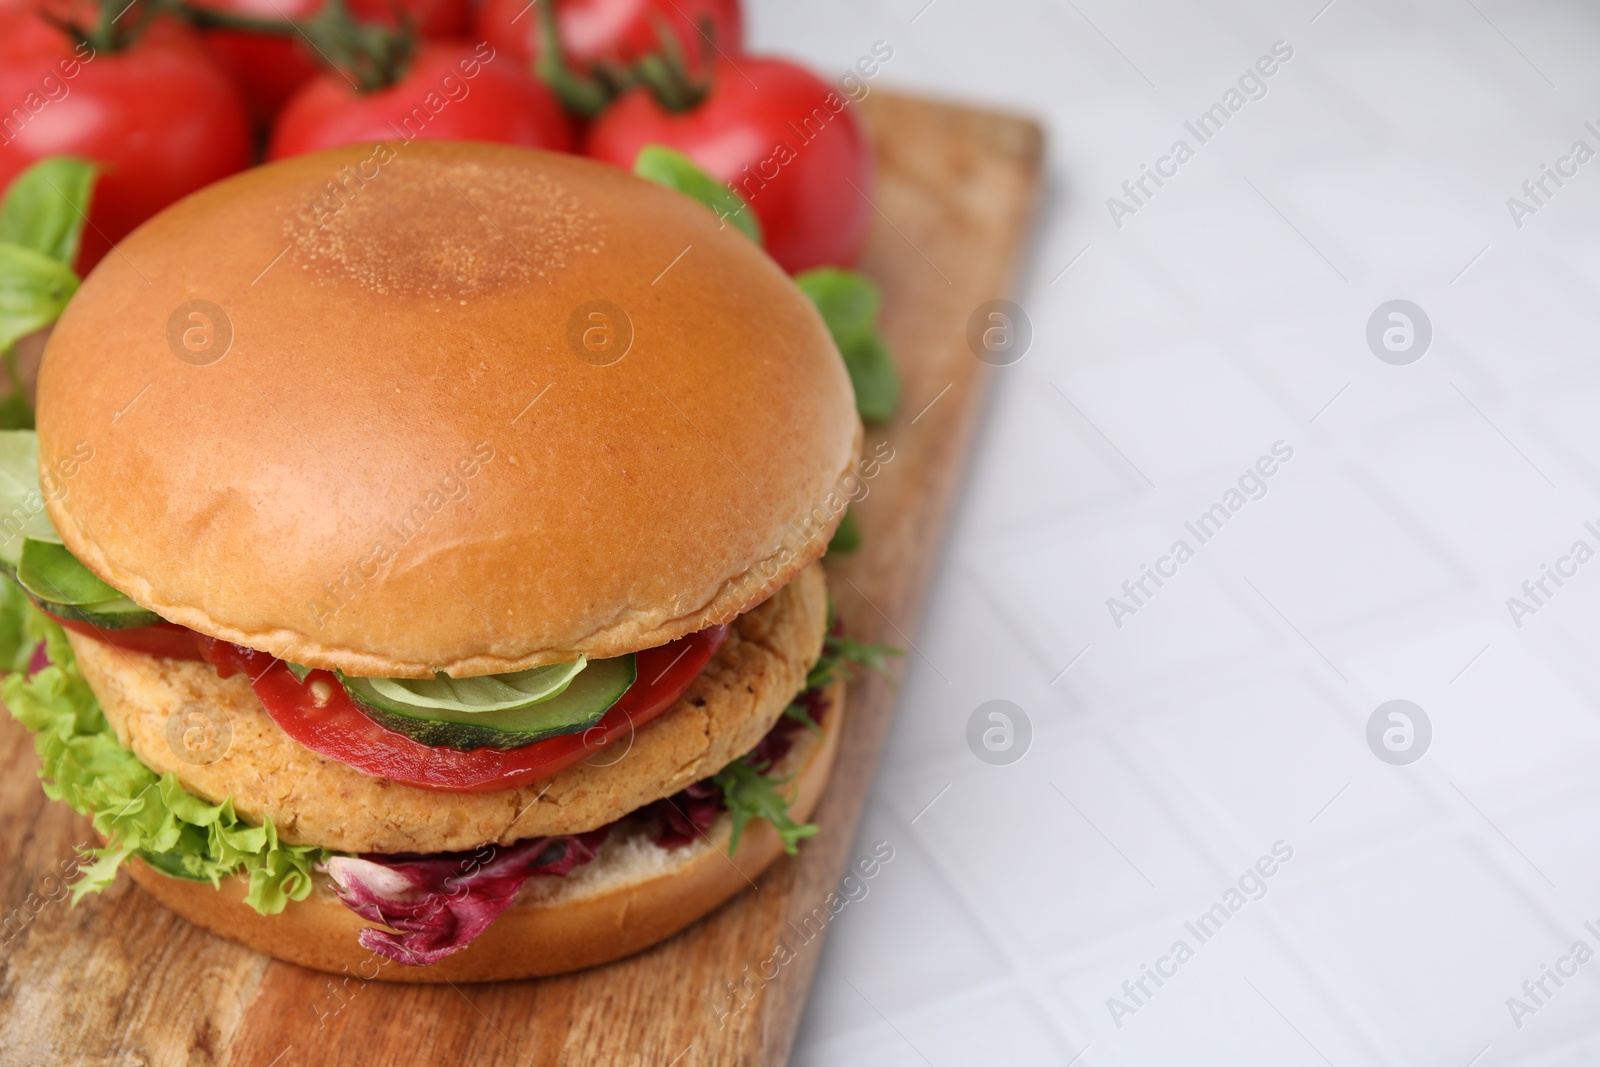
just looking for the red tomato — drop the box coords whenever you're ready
[474,0,741,73]
[347,0,468,39]
[187,0,321,124]
[191,0,471,125]
[198,626,729,792]
[584,56,871,273]
[44,611,205,661]
[268,42,575,159]
[0,13,252,274]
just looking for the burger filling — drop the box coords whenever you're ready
[3,580,884,964]
[320,684,837,967]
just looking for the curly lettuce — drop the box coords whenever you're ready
[715,620,901,856]
[2,598,327,913]
[713,757,819,856]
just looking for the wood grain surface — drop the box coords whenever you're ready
[0,90,1042,1067]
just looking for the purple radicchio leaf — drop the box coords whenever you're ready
[648,779,725,849]
[324,828,609,966]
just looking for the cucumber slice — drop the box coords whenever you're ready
[18,538,122,604]
[0,430,59,565]
[16,538,161,628]
[342,655,636,751]
[41,595,163,630]
[364,658,587,714]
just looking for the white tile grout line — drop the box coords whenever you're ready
[962,564,1092,693]
[1242,976,1337,1067]
[1049,782,1157,889]
[1301,722,1600,986]
[879,802,1114,1054]
[843,979,939,1066]
[1245,806,1597,1067]
[802,972,1087,1063]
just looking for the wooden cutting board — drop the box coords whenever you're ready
[0,89,1043,1067]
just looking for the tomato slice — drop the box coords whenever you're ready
[45,612,206,662]
[197,627,729,793]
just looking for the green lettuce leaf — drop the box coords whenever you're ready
[794,267,879,351]
[0,243,78,352]
[804,618,901,694]
[713,757,819,856]
[0,158,98,432]
[794,267,901,423]
[825,508,861,558]
[776,619,902,741]
[782,701,825,737]
[0,389,33,432]
[0,157,98,267]
[633,144,763,245]
[839,331,900,423]
[0,577,36,673]
[2,599,328,913]
[715,619,903,854]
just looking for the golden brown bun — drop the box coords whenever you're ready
[74,562,826,853]
[125,677,843,983]
[38,141,860,678]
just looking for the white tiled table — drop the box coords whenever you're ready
[749,1,1600,1064]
